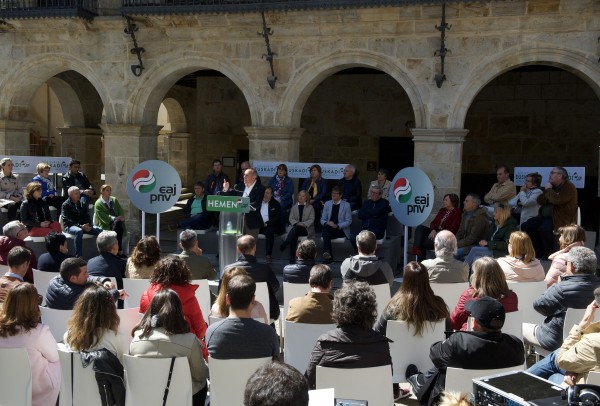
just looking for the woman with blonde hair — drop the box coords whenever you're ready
[126,236,161,279]
[498,231,544,282]
[209,267,268,323]
[450,257,518,330]
[20,182,62,237]
[0,283,60,406]
[545,224,586,287]
[32,162,67,214]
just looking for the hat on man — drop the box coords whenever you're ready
[464,296,505,330]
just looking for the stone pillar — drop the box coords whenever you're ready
[411,128,468,220]
[59,127,103,191]
[99,124,160,239]
[0,120,34,155]
[244,126,305,163]
[161,132,191,187]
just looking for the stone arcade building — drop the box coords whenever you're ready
[0,0,598,238]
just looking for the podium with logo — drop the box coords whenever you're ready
[206,195,250,276]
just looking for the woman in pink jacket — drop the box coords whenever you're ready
[545,224,586,287]
[498,231,545,282]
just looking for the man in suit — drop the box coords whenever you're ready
[320,186,352,263]
[222,168,265,238]
[87,230,126,307]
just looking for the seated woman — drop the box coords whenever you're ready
[368,168,391,201]
[140,257,208,359]
[0,284,60,406]
[464,204,518,267]
[508,172,542,226]
[130,289,209,406]
[0,158,23,221]
[545,224,586,288]
[450,257,518,331]
[126,236,161,279]
[258,187,281,264]
[279,190,315,264]
[209,267,268,324]
[20,182,62,237]
[32,162,67,215]
[498,231,544,282]
[37,232,73,273]
[301,164,328,230]
[411,193,461,258]
[267,163,294,232]
[94,184,127,256]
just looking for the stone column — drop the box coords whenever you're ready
[244,126,305,163]
[58,127,103,191]
[161,132,191,187]
[99,124,160,239]
[0,120,34,155]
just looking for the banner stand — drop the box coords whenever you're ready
[404,225,409,269]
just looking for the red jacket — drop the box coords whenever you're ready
[140,282,208,359]
[450,287,518,331]
[429,207,462,235]
[0,236,37,283]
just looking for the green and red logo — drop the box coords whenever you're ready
[132,169,156,193]
[393,178,412,204]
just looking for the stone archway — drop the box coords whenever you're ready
[158,97,191,185]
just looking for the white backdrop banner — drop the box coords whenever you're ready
[5,156,72,174]
[253,161,349,180]
[514,167,585,188]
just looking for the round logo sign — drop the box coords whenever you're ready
[126,160,181,214]
[389,167,434,227]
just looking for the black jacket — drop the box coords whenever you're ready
[62,198,92,229]
[259,198,281,229]
[45,275,118,310]
[357,198,390,238]
[20,198,53,229]
[87,253,127,289]
[37,251,74,273]
[337,176,363,210]
[283,259,316,284]
[80,349,125,406]
[223,182,265,230]
[205,172,230,195]
[62,172,94,195]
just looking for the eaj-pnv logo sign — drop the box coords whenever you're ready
[389,167,434,227]
[127,160,181,214]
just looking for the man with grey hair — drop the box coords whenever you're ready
[523,246,600,352]
[454,193,490,260]
[283,239,317,284]
[87,230,126,306]
[421,230,469,283]
[337,164,363,211]
[341,230,393,287]
[0,220,37,283]
[61,186,102,258]
[178,229,216,280]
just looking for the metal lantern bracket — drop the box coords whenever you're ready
[124,15,145,77]
[258,11,277,89]
[434,2,451,88]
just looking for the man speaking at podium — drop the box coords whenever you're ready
[222,168,265,239]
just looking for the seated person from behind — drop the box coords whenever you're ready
[352,185,390,249]
[178,230,216,280]
[0,246,31,305]
[61,186,102,258]
[454,193,490,260]
[93,184,127,256]
[209,267,268,323]
[508,172,542,226]
[406,296,524,406]
[341,230,394,288]
[125,236,161,279]
[61,159,95,207]
[244,361,309,406]
[337,164,363,211]
[87,231,126,293]
[421,230,469,283]
[411,193,461,258]
[320,186,352,263]
[205,274,279,359]
[37,232,73,273]
[497,231,544,282]
[286,264,334,324]
[170,181,213,231]
[283,239,317,284]
[483,164,516,209]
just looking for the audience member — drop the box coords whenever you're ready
[0,283,60,406]
[454,194,490,260]
[279,190,315,263]
[131,289,209,405]
[267,163,294,232]
[94,184,127,256]
[320,186,352,263]
[337,164,362,211]
[407,296,524,406]
[224,235,280,320]
[422,231,469,283]
[286,264,334,324]
[301,164,328,230]
[87,231,127,307]
[20,182,62,236]
[171,181,213,231]
[244,361,309,406]
[341,230,393,287]
[61,159,95,206]
[0,157,23,221]
[0,221,37,283]
[45,257,123,310]
[411,194,461,258]
[508,172,542,226]
[450,257,518,331]
[258,187,281,264]
[353,185,390,246]
[61,186,102,258]
[222,168,265,238]
[522,166,578,259]
[438,391,473,406]
[368,168,391,201]
[497,231,544,282]
[545,224,586,287]
[283,239,317,284]
[483,165,516,207]
[125,236,161,279]
[205,274,279,359]
[178,230,216,280]
[32,162,66,214]
[523,247,599,352]
[209,267,268,324]
[206,159,230,195]
[37,232,73,273]
[0,246,31,304]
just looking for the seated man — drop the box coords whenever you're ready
[178,229,217,280]
[286,264,334,324]
[320,186,352,263]
[341,230,394,288]
[337,164,363,211]
[422,230,469,283]
[454,193,490,260]
[171,181,213,231]
[283,239,317,284]
[224,235,280,321]
[0,221,38,283]
[205,274,279,359]
[45,257,124,310]
[0,246,31,304]
[484,164,516,208]
[352,185,390,248]
[61,159,95,206]
[244,361,309,406]
[37,232,73,273]
[523,246,599,352]
[406,297,524,406]
[62,186,102,258]
[87,231,126,291]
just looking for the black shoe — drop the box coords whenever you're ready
[405,364,419,379]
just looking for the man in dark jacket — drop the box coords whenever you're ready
[0,220,38,283]
[205,159,231,196]
[283,239,317,284]
[454,193,490,260]
[523,246,600,351]
[224,235,280,320]
[407,297,525,406]
[221,168,265,239]
[341,230,393,288]
[62,159,95,206]
[337,164,362,211]
[62,187,102,258]
[87,231,126,308]
[351,185,390,252]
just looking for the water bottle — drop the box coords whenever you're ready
[226,220,232,233]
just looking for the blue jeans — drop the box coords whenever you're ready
[465,246,493,267]
[68,225,102,257]
[526,349,565,384]
[454,247,467,260]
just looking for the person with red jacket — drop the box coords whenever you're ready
[0,220,38,283]
[139,256,208,359]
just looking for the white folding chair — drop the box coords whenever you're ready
[254,282,270,322]
[371,283,391,320]
[208,357,271,406]
[283,282,310,319]
[33,269,57,306]
[192,279,211,326]
[124,355,192,406]
[116,307,142,354]
[122,278,151,309]
[430,282,469,311]
[501,310,523,340]
[316,365,394,406]
[40,306,73,342]
[58,347,104,406]
[563,308,589,338]
[507,281,547,326]
[445,365,524,394]
[0,348,32,406]
[386,320,446,382]
[283,321,334,372]
[586,371,600,385]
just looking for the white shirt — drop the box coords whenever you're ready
[260,201,269,223]
[243,181,256,197]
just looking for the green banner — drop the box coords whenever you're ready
[206,195,250,213]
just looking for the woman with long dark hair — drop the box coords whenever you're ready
[126,236,161,279]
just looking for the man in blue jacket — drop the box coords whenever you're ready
[320,186,352,263]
